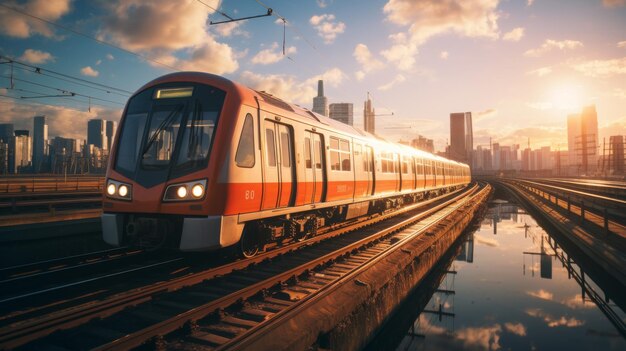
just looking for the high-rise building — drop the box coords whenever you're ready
[13,131,31,173]
[88,119,107,150]
[312,80,328,116]
[106,120,117,150]
[329,103,353,126]
[567,105,598,175]
[449,112,473,165]
[33,115,48,173]
[411,135,434,153]
[364,93,375,134]
[0,123,14,173]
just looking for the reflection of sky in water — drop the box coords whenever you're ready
[396,201,626,351]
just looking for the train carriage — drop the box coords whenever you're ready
[102,72,470,256]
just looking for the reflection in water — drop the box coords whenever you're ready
[386,200,626,351]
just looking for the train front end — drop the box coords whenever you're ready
[101,73,239,251]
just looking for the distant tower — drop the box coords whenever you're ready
[449,112,473,165]
[88,119,107,150]
[312,80,328,116]
[329,103,353,126]
[364,92,375,134]
[32,116,48,173]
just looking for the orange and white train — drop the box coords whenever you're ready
[102,72,470,256]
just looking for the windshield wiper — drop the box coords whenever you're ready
[141,105,183,156]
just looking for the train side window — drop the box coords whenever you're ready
[265,128,276,167]
[235,114,255,168]
[402,156,409,174]
[340,140,351,171]
[314,138,322,169]
[305,137,312,169]
[280,132,291,168]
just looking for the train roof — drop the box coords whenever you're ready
[137,72,468,168]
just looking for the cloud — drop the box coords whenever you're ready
[212,21,249,38]
[80,66,99,77]
[106,53,115,60]
[251,42,297,65]
[503,27,525,42]
[562,294,595,309]
[380,32,418,71]
[95,59,102,65]
[524,39,583,57]
[617,41,626,48]
[614,88,626,99]
[475,234,499,247]
[176,40,239,74]
[440,51,449,59]
[504,322,527,336]
[456,325,502,350]
[18,49,54,64]
[97,0,239,74]
[0,0,71,38]
[526,309,585,328]
[527,289,554,301]
[527,0,535,5]
[353,44,384,80]
[603,0,625,7]
[378,74,406,91]
[475,108,497,121]
[316,0,331,8]
[309,14,346,44]
[239,67,346,105]
[380,0,500,70]
[570,57,626,78]
[526,66,553,77]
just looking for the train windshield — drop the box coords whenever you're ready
[114,83,225,182]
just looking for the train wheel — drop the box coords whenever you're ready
[240,226,261,258]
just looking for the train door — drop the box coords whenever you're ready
[303,131,326,203]
[262,121,294,209]
[365,146,375,195]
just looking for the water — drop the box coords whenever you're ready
[385,199,626,351]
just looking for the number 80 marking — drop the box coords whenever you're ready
[245,190,255,200]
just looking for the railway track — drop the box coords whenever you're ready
[524,178,626,200]
[0,183,488,350]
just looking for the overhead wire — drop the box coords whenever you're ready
[1,75,125,106]
[2,55,133,95]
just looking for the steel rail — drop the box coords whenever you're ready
[94,184,481,350]
[221,184,490,351]
[0,185,473,349]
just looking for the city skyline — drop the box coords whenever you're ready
[0,1,624,152]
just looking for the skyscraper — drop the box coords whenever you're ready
[32,115,48,173]
[0,123,14,173]
[449,112,473,165]
[312,80,328,116]
[106,120,117,150]
[364,93,375,134]
[329,103,353,126]
[567,105,598,175]
[88,119,107,150]
[13,131,31,173]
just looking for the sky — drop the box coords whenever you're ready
[0,0,625,152]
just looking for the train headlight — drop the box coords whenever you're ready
[177,186,188,198]
[118,185,129,197]
[107,183,116,196]
[191,184,204,198]
[105,179,132,200]
[163,179,207,202]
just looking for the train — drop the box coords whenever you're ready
[102,72,471,257]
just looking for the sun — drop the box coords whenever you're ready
[549,84,585,112]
